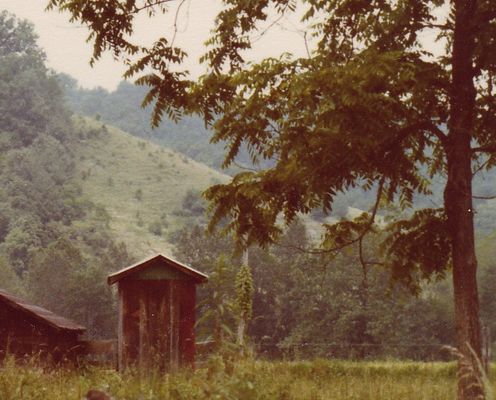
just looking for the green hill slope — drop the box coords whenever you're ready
[71,117,229,257]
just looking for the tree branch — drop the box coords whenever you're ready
[131,0,176,14]
[170,0,188,49]
[277,177,385,255]
[420,22,453,30]
[472,157,491,176]
[232,161,261,172]
[472,143,496,153]
[358,236,369,307]
[427,123,449,148]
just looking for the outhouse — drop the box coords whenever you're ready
[107,253,208,371]
[0,289,86,362]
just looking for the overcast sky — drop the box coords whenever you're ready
[1,0,311,91]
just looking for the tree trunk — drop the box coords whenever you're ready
[445,1,483,399]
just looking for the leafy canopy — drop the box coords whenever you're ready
[46,0,496,289]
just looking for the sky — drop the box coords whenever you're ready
[1,0,311,91]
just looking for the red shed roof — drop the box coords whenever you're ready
[0,289,86,333]
[107,253,208,285]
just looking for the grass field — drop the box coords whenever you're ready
[1,358,486,400]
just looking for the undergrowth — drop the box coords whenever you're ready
[1,355,492,399]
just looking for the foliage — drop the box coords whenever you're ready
[27,239,117,338]
[0,11,135,338]
[46,0,492,289]
[172,224,236,271]
[235,264,254,324]
[148,220,162,236]
[63,78,496,236]
[182,189,206,217]
[0,11,70,150]
[382,208,451,293]
[3,11,496,398]
[234,263,254,349]
[196,255,237,352]
[0,256,22,295]
[478,261,496,341]
[175,221,456,361]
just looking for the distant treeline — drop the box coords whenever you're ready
[174,221,496,361]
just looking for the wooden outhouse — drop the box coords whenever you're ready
[107,253,208,371]
[0,289,86,362]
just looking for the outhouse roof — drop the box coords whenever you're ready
[107,253,208,285]
[0,289,86,333]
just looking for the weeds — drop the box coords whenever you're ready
[0,356,474,400]
[443,344,493,400]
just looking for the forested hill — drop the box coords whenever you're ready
[61,77,232,171]
[0,11,130,338]
[0,11,228,338]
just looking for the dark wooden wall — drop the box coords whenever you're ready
[0,305,80,361]
[117,279,196,371]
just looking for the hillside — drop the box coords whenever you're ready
[63,80,496,236]
[70,117,229,257]
[61,78,227,169]
[61,78,275,174]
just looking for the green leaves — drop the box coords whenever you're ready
[0,11,43,58]
[46,0,140,63]
[0,12,69,149]
[382,208,451,293]
[126,37,190,125]
[235,264,254,321]
[202,47,445,252]
[48,0,496,294]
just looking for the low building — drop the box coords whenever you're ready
[0,289,86,362]
[107,253,208,371]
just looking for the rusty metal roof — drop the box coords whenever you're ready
[107,253,208,285]
[0,289,86,333]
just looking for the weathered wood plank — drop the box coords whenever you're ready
[117,287,124,371]
[178,282,196,367]
[138,294,148,370]
[170,281,180,370]
[119,281,140,370]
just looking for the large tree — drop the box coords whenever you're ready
[0,11,69,149]
[48,0,496,397]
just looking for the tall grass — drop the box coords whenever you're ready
[0,356,478,400]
